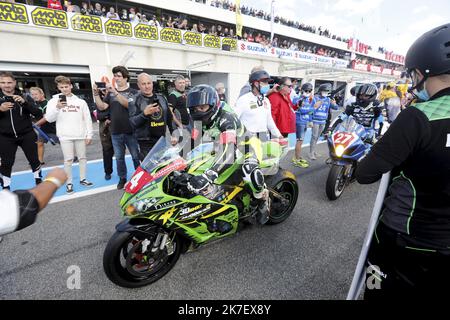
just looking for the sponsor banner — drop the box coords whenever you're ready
[353,63,369,71]
[105,19,132,37]
[31,7,68,29]
[238,41,272,57]
[0,2,29,24]
[382,68,392,75]
[183,31,202,47]
[71,13,102,33]
[204,34,221,49]
[369,65,382,73]
[160,27,182,44]
[222,37,237,50]
[238,41,349,67]
[134,23,158,40]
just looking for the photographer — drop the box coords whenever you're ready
[128,73,178,160]
[0,72,43,190]
[94,66,140,190]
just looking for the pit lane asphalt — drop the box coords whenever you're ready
[0,134,378,300]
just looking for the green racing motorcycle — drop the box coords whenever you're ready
[103,137,299,288]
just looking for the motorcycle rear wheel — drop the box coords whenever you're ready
[266,170,299,224]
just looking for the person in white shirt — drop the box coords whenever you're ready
[234,70,283,140]
[35,76,93,194]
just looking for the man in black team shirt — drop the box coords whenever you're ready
[168,75,191,130]
[356,23,450,299]
[94,66,140,190]
[128,73,178,160]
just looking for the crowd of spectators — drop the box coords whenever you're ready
[353,56,402,71]
[7,0,403,68]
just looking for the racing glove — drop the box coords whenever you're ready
[187,169,218,195]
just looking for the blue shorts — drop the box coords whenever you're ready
[296,123,308,141]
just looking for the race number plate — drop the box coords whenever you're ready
[333,132,357,148]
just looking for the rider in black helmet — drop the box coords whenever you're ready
[187,85,271,224]
[330,83,382,143]
[356,23,450,300]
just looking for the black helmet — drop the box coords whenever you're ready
[356,84,378,107]
[301,83,313,92]
[405,23,450,79]
[317,83,332,92]
[187,85,220,126]
[249,70,273,84]
[350,85,359,96]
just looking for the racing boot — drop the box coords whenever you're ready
[253,187,270,225]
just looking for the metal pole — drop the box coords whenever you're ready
[346,172,391,300]
[270,0,275,43]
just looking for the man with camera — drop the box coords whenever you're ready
[128,73,178,160]
[0,72,43,190]
[93,66,140,190]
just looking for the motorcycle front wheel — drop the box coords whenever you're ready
[103,229,181,288]
[326,164,348,200]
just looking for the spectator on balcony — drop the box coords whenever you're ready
[48,0,63,10]
[209,25,217,36]
[198,23,207,33]
[217,25,224,37]
[178,19,189,30]
[229,28,235,38]
[271,37,279,47]
[140,15,149,24]
[80,2,91,15]
[255,33,262,43]
[92,3,103,16]
[149,15,160,27]
[66,1,80,13]
[128,8,141,23]
[120,9,128,21]
[106,7,119,20]
[247,33,254,42]
[191,24,199,32]
[166,16,175,28]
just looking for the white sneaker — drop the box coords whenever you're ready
[314,151,322,158]
[309,152,317,160]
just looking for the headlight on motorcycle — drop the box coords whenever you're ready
[125,204,137,216]
[335,145,345,157]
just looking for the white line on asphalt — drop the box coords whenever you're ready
[12,155,132,176]
[49,184,119,204]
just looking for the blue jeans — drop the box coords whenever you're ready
[111,133,140,180]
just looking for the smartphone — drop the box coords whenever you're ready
[59,95,67,102]
[95,82,106,89]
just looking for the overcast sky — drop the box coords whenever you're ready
[240,0,450,55]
